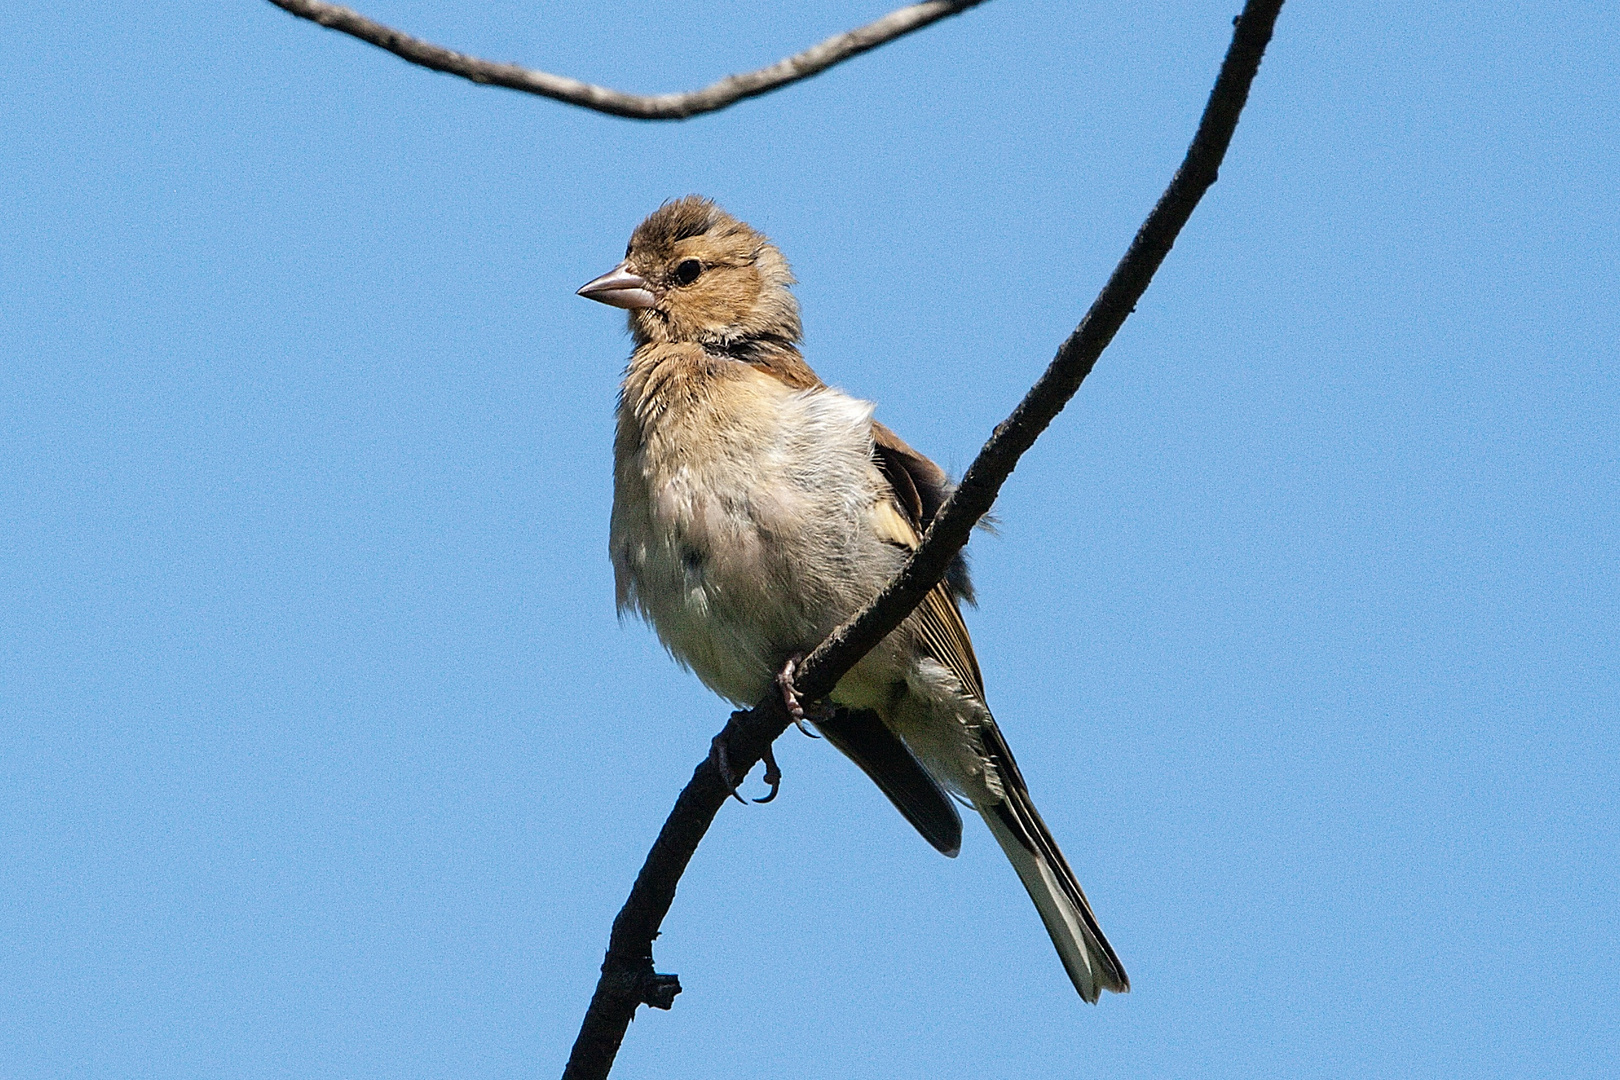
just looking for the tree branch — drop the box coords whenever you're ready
[266,0,989,120]
[563,2,1285,1075]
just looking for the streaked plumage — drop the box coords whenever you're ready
[578,197,1127,1002]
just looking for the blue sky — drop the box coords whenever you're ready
[2,1,1616,1077]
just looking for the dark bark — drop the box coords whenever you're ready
[560,707,787,1080]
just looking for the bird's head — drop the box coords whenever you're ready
[577,197,801,349]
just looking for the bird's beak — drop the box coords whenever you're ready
[577,263,658,310]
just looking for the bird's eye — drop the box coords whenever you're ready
[673,259,703,286]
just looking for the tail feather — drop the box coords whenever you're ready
[978,727,1127,1003]
[817,707,963,857]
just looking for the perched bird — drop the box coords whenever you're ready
[577,197,1127,1002]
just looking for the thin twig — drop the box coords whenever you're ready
[562,3,1285,1075]
[266,0,989,120]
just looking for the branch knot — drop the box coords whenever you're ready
[601,954,682,1012]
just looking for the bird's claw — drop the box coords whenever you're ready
[777,654,822,738]
[753,744,781,804]
[710,653,821,806]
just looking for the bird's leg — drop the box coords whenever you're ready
[776,653,823,738]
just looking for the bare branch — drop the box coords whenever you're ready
[562,3,1285,1075]
[266,0,989,120]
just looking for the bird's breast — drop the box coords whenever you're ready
[610,360,903,704]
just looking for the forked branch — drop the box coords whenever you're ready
[266,0,989,120]
[562,2,1286,1077]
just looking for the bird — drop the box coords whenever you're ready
[576,196,1127,1002]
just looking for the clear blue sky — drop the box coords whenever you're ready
[3,2,1616,1077]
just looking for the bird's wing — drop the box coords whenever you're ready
[871,420,976,606]
[912,577,987,704]
[800,420,981,856]
[870,420,931,524]
[869,424,985,702]
[831,569,976,856]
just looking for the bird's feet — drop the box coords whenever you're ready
[708,653,822,807]
[709,720,783,805]
[754,743,782,804]
[776,653,823,739]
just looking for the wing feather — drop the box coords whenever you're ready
[871,421,976,606]
[867,424,985,703]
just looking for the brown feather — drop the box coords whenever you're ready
[727,338,822,390]
[870,420,976,607]
[871,420,950,521]
[866,471,986,704]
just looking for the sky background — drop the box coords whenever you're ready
[3,1,1617,1077]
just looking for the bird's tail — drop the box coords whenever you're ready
[977,728,1128,1002]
